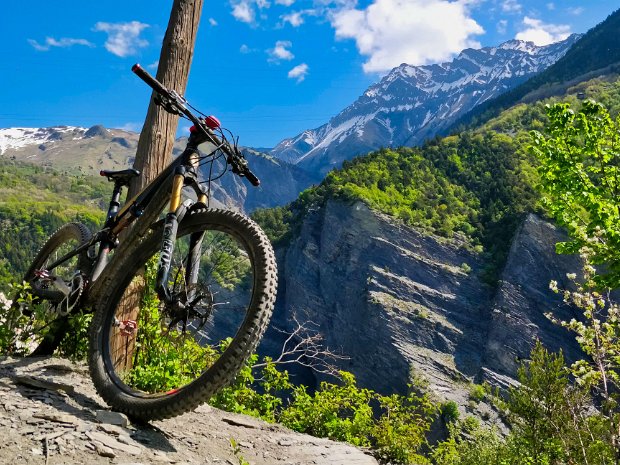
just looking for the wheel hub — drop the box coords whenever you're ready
[166,286,214,332]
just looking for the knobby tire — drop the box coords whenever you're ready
[88,208,277,420]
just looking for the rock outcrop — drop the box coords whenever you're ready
[0,357,378,465]
[481,214,583,387]
[263,200,581,406]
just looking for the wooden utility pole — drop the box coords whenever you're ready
[128,0,204,199]
[105,0,204,369]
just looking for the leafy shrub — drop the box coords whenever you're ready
[124,261,220,393]
[279,372,376,446]
[468,384,486,403]
[441,401,460,424]
[58,310,92,361]
[210,355,292,423]
[214,365,437,464]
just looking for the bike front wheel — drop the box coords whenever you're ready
[88,208,277,420]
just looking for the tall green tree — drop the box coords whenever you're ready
[532,100,620,462]
[530,100,620,289]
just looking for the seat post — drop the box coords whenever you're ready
[99,169,140,224]
[106,183,124,223]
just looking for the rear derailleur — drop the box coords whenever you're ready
[29,270,85,316]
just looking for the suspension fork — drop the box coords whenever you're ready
[156,152,205,304]
[185,186,208,302]
[156,166,186,303]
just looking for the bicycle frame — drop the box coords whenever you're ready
[40,128,215,306]
[34,63,261,312]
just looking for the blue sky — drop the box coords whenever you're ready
[0,0,616,148]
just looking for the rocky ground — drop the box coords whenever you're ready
[0,357,378,465]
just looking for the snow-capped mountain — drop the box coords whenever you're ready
[0,126,89,155]
[0,124,319,212]
[271,34,581,175]
[0,125,137,173]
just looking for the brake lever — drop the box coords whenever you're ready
[227,150,260,186]
[154,95,183,116]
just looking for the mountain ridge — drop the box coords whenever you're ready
[270,34,581,176]
[0,125,320,213]
[446,7,620,133]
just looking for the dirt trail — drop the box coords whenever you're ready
[0,357,378,465]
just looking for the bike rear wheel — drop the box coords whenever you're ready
[7,222,91,356]
[88,208,277,420]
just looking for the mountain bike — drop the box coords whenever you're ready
[7,64,278,420]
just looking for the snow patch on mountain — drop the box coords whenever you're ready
[0,127,87,155]
[271,34,581,175]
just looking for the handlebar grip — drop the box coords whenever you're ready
[244,170,260,187]
[132,64,170,97]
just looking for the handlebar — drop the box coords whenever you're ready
[131,63,260,187]
[131,64,170,97]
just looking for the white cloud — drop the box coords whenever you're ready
[281,11,305,26]
[280,9,317,27]
[209,17,218,26]
[515,16,570,45]
[330,0,484,73]
[28,37,94,51]
[94,21,149,57]
[567,7,584,16]
[147,60,159,70]
[276,0,295,5]
[501,0,521,13]
[497,19,508,35]
[240,44,251,53]
[232,1,255,23]
[546,2,555,10]
[268,40,295,61]
[288,63,309,82]
[230,0,271,23]
[118,122,142,132]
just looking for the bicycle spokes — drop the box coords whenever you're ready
[106,226,254,395]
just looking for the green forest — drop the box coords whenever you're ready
[0,161,107,289]
[253,74,620,282]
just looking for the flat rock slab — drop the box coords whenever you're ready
[0,356,378,465]
[96,409,130,427]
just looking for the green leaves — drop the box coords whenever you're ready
[212,362,437,464]
[531,100,620,289]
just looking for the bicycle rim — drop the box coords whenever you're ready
[101,222,256,397]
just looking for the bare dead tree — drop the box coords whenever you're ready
[253,315,349,378]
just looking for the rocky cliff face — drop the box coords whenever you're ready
[263,201,582,405]
[482,214,583,387]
